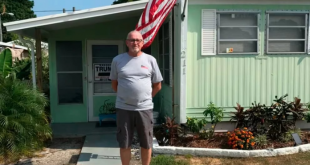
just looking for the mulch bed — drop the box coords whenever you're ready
[155,131,310,150]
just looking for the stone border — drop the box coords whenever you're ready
[152,137,310,158]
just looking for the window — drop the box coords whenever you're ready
[92,45,118,94]
[201,10,260,55]
[158,18,173,86]
[56,41,83,104]
[218,13,259,54]
[267,13,308,53]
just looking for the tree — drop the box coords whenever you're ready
[112,0,140,5]
[0,0,36,42]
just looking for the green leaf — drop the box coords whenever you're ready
[0,49,13,77]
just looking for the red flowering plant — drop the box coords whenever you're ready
[227,127,255,150]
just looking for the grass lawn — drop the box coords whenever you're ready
[150,151,310,165]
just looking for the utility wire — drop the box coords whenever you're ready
[34,10,79,12]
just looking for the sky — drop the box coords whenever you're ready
[33,0,116,17]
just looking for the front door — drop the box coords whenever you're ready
[87,40,124,122]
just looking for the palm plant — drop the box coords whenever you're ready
[0,75,52,162]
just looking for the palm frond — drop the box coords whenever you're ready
[0,77,52,159]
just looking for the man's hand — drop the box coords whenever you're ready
[152,82,162,97]
[112,80,118,92]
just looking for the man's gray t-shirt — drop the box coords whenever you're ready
[109,52,163,111]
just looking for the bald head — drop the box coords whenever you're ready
[127,30,143,40]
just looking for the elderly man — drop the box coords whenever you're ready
[109,30,163,165]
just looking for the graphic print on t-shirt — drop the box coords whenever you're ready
[141,65,148,69]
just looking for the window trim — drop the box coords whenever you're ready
[158,14,173,86]
[266,11,309,54]
[216,11,261,55]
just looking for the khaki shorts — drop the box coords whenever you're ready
[116,108,153,149]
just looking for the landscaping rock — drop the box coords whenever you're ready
[248,150,277,157]
[194,148,223,157]
[275,146,299,156]
[299,144,310,152]
[221,149,249,158]
[153,146,176,155]
[175,147,196,155]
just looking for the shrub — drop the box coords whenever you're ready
[230,94,308,140]
[281,128,302,142]
[227,127,255,150]
[155,117,182,146]
[203,102,224,125]
[254,134,268,149]
[231,103,246,128]
[186,117,207,134]
[305,112,310,123]
[0,76,52,162]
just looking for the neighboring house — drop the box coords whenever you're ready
[3,0,310,130]
[7,40,49,56]
[0,41,30,61]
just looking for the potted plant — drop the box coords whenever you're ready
[98,99,117,126]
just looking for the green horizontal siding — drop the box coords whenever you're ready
[187,4,310,121]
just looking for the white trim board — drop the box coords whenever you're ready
[189,0,310,5]
[4,0,148,32]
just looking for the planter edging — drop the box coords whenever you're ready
[152,137,310,158]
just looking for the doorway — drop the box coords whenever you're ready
[87,40,124,121]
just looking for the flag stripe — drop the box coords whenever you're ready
[137,0,173,32]
[142,1,175,48]
[144,1,153,24]
[135,0,177,49]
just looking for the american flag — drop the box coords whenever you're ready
[136,0,177,49]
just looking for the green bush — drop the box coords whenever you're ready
[281,128,302,142]
[254,134,268,149]
[305,112,310,123]
[231,94,308,140]
[186,117,207,134]
[0,76,52,162]
[151,155,189,165]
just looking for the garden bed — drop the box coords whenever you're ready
[154,131,310,149]
[152,94,310,158]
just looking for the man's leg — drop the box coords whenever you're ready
[141,147,152,165]
[136,109,153,165]
[120,148,131,165]
[116,109,134,165]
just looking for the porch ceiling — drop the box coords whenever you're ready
[3,0,148,41]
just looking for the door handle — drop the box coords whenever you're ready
[88,81,92,83]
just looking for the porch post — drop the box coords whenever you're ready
[174,0,188,124]
[35,28,43,91]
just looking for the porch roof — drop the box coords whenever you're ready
[3,0,148,41]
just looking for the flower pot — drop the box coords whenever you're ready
[99,113,116,126]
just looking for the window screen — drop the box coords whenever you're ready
[56,41,83,104]
[218,13,259,54]
[267,13,307,53]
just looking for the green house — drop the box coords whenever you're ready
[4,0,310,130]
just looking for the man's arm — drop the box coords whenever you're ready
[152,82,161,97]
[112,80,118,92]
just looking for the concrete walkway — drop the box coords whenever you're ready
[77,133,122,165]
